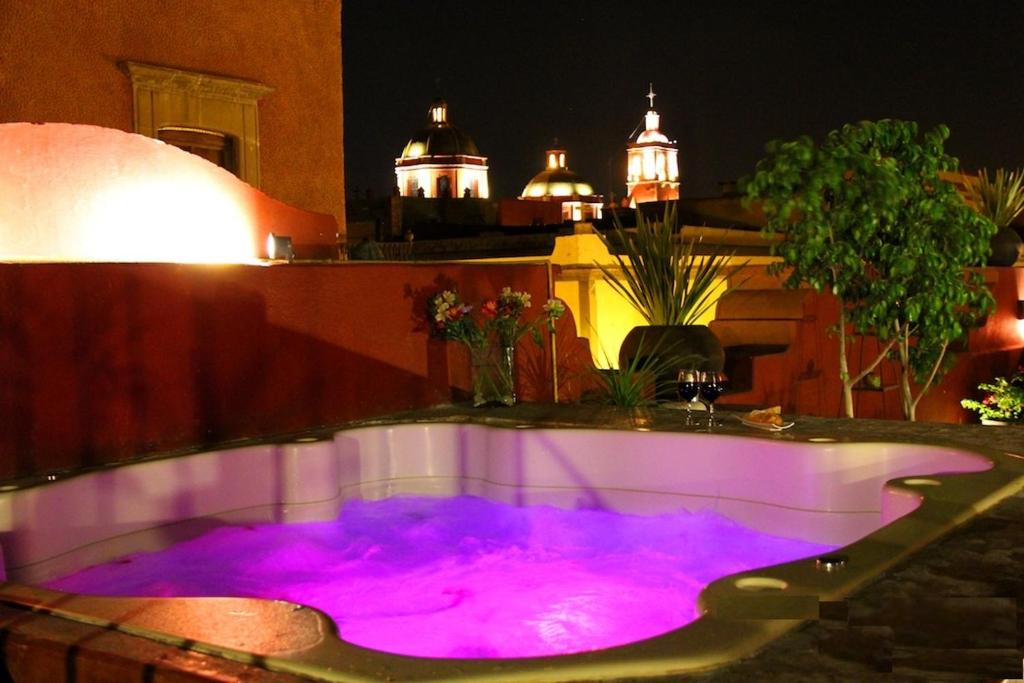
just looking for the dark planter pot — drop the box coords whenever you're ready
[618,325,725,400]
[987,226,1022,266]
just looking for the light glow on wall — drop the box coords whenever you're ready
[549,182,576,197]
[551,234,729,368]
[642,149,655,179]
[0,123,271,263]
[397,165,489,199]
[81,177,255,263]
[628,156,641,181]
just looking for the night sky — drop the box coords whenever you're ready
[343,2,1024,201]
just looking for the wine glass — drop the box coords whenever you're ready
[677,369,701,424]
[699,371,727,426]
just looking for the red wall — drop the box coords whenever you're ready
[0,0,345,233]
[0,262,572,482]
[497,199,563,227]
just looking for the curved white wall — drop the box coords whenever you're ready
[0,123,259,263]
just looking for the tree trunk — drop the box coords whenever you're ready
[897,330,948,423]
[838,307,855,418]
[897,330,915,421]
[900,372,915,421]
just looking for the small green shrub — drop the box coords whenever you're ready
[591,333,698,407]
[961,367,1024,422]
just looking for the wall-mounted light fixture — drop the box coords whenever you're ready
[267,233,294,262]
[1017,299,1024,320]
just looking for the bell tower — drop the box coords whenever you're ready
[626,84,680,206]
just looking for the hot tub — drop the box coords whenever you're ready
[0,419,1020,681]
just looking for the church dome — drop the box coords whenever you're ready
[395,98,490,199]
[400,126,480,158]
[633,109,670,144]
[521,148,595,198]
[399,98,481,159]
[636,123,669,144]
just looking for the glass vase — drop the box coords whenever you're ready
[470,343,516,407]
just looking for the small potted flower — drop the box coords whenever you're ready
[960,367,1024,425]
[428,287,564,406]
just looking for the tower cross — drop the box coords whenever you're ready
[646,83,656,108]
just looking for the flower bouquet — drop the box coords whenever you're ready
[428,287,565,406]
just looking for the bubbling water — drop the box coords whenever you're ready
[45,495,835,658]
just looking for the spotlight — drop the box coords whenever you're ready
[267,233,294,262]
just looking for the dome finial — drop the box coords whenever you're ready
[545,144,566,170]
[429,97,447,125]
[646,82,656,109]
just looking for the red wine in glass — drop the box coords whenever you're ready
[699,371,727,424]
[678,369,700,402]
[678,369,700,424]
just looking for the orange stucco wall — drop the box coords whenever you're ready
[0,0,345,235]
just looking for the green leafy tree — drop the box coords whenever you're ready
[744,120,995,419]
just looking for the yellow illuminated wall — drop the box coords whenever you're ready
[467,230,770,370]
[554,268,729,368]
[549,231,762,369]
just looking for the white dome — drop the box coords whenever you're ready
[637,129,669,144]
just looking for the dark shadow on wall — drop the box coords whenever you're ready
[0,268,36,477]
[0,262,557,481]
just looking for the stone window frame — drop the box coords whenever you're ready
[125,61,274,188]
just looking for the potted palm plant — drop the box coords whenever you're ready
[965,168,1024,266]
[596,203,745,397]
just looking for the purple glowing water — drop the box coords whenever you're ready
[45,496,835,658]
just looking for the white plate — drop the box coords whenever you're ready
[738,415,795,431]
